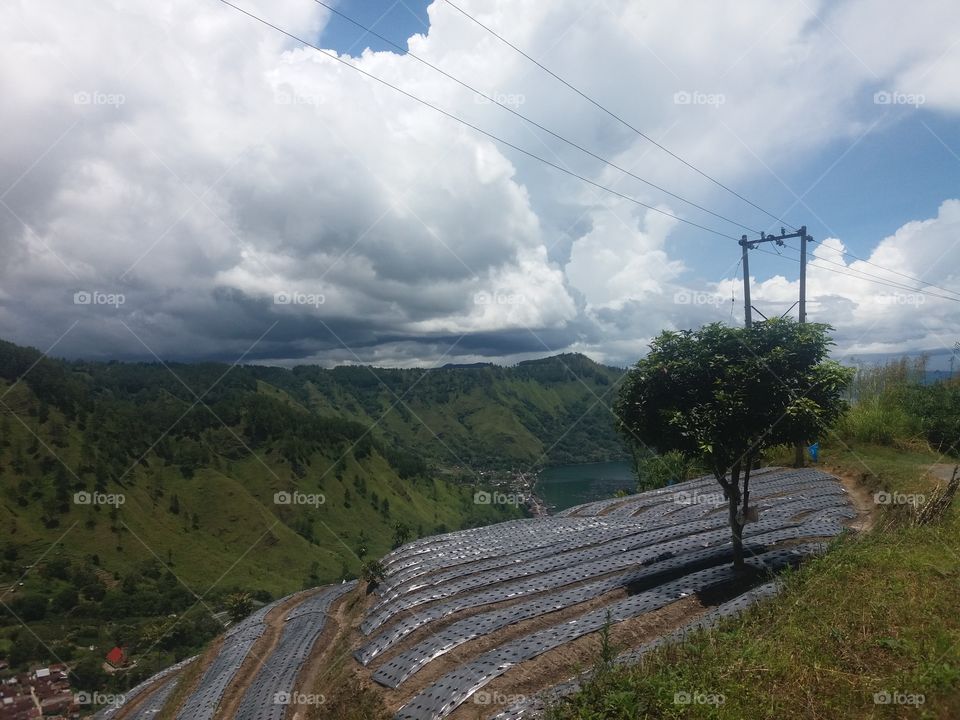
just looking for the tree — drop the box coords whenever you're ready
[392,522,411,549]
[225,591,253,623]
[615,320,853,569]
[360,559,386,593]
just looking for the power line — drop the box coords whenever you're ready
[440,0,797,231]
[829,245,960,299]
[780,242,960,301]
[442,0,956,302]
[755,245,960,303]
[311,0,759,234]
[216,0,742,240]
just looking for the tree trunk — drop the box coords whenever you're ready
[728,462,744,570]
[793,442,804,468]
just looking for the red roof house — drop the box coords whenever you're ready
[105,647,126,668]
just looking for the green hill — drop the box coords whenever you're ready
[0,338,628,680]
[286,351,629,468]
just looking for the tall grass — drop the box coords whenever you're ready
[835,395,919,444]
[836,357,926,446]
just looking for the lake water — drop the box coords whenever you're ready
[537,461,636,512]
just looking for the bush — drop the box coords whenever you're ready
[836,396,919,444]
[634,450,700,491]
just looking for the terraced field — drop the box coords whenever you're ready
[95,466,858,720]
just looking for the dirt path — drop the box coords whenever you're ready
[113,669,185,720]
[825,466,878,532]
[292,586,371,718]
[214,592,320,720]
[928,463,960,483]
[155,636,223,720]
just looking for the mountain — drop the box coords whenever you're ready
[283,352,629,469]
[0,339,629,681]
[0,341,627,589]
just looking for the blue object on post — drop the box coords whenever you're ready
[808,442,820,463]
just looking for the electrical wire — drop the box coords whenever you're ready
[440,0,797,231]
[828,245,960,299]
[216,0,742,240]
[755,246,960,303]
[312,0,759,234]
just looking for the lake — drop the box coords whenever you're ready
[536,460,636,512]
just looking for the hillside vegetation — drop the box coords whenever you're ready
[0,339,625,689]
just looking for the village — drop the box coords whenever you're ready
[0,647,128,720]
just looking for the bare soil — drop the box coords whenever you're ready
[446,595,708,720]
[215,591,320,719]
[826,466,880,532]
[376,581,671,712]
[294,586,375,718]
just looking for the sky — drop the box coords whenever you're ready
[1,0,959,370]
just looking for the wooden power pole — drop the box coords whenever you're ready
[739,226,814,466]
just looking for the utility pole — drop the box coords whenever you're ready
[740,236,752,327]
[799,230,807,323]
[739,226,814,466]
[739,226,811,327]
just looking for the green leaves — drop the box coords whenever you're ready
[615,319,853,473]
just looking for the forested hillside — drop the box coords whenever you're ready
[0,339,628,680]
